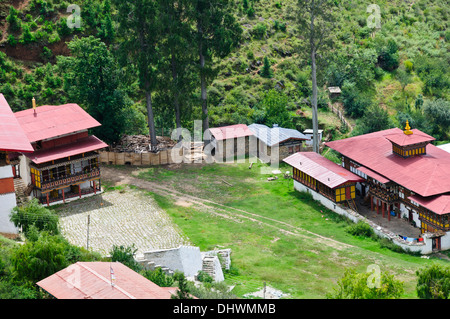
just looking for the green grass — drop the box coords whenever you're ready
[135,161,449,299]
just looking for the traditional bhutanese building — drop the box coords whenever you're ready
[0,94,34,235]
[10,98,108,207]
[206,124,255,161]
[283,152,364,211]
[325,121,450,251]
[249,123,308,162]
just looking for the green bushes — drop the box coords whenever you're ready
[416,264,450,299]
[346,221,374,238]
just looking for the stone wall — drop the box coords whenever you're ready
[293,180,433,254]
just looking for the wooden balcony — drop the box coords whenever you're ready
[368,182,398,204]
[39,168,100,191]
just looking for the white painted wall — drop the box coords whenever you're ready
[143,246,203,278]
[293,180,435,254]
[0,193,18,234]
[19,155,31,186]
[0,165,13,179]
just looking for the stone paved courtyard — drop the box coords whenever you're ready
[57,187,190,256]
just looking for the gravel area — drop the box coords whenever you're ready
[57,188,190,256]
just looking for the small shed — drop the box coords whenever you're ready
[328,86,342,98]
[303,129,324,146]
[248,123,308,162]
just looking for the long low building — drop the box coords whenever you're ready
[325,121,450,252]
[283,152,363,211]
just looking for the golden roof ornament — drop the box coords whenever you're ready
[404,120,413,135]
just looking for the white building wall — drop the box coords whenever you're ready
[19,155,31,186]
[0,165,18,234]
[293,180,434,254]
[441,233,450,251]
[0,193,18,234]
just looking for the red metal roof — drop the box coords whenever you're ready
[283,152,364,189]
[408,194,450,215]
[24,135,107,164]
[0,94,34,153]
[325,128,450,197]
[14,104,101,143]
[36,262,177,299]
[356,166,390,184]
[384,129,435,146]
[208,124,254,141]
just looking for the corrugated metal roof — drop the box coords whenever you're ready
[249,124,308,147]
[15,104,101,143]
[207,124,254,141]
[36,262,176,299]
[408,194,450,215]
[0,94,34,153]
[24,135,107,164]
[325,128,450,197]
[283,152,364,189]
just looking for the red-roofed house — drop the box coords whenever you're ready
[12,99,108,206]
[37,262,178,299]
[0,94,34,236]
[325,121,450,251]
[283,152,363,210]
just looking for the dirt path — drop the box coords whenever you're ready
[101,165,354,251]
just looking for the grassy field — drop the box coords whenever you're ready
[130,161,449,299]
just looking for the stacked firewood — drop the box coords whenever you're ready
[111,135,177,153]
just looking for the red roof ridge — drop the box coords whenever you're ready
[0,94,34,152]
[325,128,450,197]
[77,262,137,299]
[15,103,101,143]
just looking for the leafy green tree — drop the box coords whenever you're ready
[112,0,162,150]
[171,271,193,299]
[397,66,413,109]
[422,98,450,140]
[193,0,242,133]
[142,267,175,287]
[352,103,392,136]
[158,0,197,138]
[341,81,371,118]
[10,198,59,236]
[375,37,400,71]
[109,244,142,272]
[10,232,69,283]
[261,56,273,78]
[58,36,127,144]
[256,89,292,128]
[6,6,21,32]
[97,0,115,41]
[416,264,450,299]
[327,268,404,299]
[297,0,337,153]
[20,24,35,44]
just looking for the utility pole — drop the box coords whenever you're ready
[86,214,90,250]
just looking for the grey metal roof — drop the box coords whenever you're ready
[248,123,308,147]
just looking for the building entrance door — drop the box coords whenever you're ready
[432,237,441,251]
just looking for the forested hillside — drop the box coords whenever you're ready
[0,0,449,146]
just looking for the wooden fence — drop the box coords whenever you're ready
[99,149,183,166]
[328,102,353,132]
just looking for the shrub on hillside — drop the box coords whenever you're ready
[346,221,374,238]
